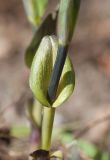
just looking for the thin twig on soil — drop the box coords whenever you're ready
[75,114,110,139]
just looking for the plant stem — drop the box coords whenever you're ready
[27,98,42,146]
[33,99,42,130]
[41,107,55,150]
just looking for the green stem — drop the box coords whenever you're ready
[27,98,42,146]
[41,107,55,150]
[33,99,42,130]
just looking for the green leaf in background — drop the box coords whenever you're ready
[59,131,73,144]
[95,150,110,160]
[29,35,75,107]
[11,125,30,137]
[101,152,110,160]
[23,0,49,26]
[25,13,57,68]
[78,140,98,158]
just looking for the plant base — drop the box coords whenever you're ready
[30,149,50,160]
